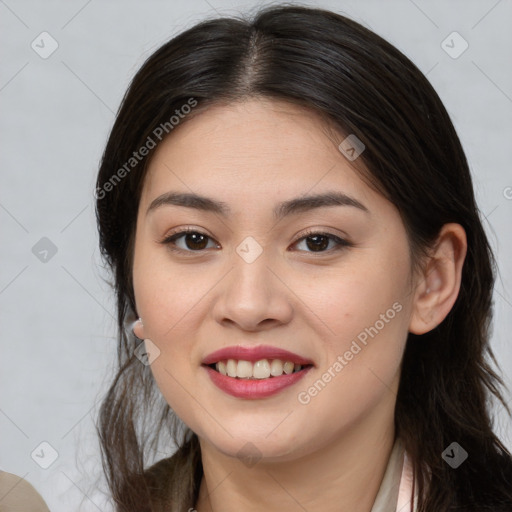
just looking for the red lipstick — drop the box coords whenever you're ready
[203,365,312,399]
[202,345,314,366]
[201,344,314,399]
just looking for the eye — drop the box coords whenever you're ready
[159,228,219,253]
[292,230,352,253]
[159,228,352,255]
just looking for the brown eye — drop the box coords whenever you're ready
[181,232,209,250]
[160,229,219,253]
[304,234,330,252]
[293,231,352,253]
[160,229,351,255]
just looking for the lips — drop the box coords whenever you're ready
[201,344,314,366]
[201,345,314,399]
[203,364,313,399]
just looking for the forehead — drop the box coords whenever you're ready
[140,98,383,215]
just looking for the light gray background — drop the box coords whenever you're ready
[1,0,511,510]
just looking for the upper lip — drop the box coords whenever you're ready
[202,344,314,366]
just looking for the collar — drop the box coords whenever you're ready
[370,437,418,512]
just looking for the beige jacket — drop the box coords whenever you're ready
[0,472,50,512]
[0,440,416,512]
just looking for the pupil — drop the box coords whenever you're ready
[184,233,329,251]
[306,235,328,252]
[186,233,207,250]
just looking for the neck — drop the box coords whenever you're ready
[194,391,397,512]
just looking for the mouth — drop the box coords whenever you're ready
[202,358,314,399]
[201,345,314,398]
[204,359,314,379]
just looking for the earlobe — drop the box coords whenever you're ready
[409,223,467,335]
[132,317,145,339]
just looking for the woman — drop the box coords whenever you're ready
[95,5,512,511]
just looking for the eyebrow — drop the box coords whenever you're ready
[146,191,370,220]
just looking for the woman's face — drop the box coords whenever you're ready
[132,98,418,462]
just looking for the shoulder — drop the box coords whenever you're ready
[143,456,175,504]
[0,471,51,512]
[142,444,202,511]
[145,456,176,487]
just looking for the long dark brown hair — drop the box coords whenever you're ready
[95,5,512,511]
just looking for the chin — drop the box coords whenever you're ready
[199,428,309,464]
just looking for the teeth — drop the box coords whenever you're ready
[218,361,227,376]
[215,359,304,379]
[283,361,294,375]
[253,360,270,379]
[237,360,252,378]
[226,359,237,377]
[270,359,283,376]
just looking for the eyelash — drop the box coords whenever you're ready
[159,227,353,255]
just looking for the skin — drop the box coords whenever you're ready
[132,97,467,512]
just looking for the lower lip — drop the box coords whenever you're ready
[203,365,313,399]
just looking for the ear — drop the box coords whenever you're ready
[409,223,467,335]
[132,318,146,340]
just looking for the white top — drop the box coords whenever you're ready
[370,437,418,512]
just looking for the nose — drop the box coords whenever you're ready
[211,249,294,332]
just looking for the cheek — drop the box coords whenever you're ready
[131,241,217,421]
[294,245,410,400]
[132,232,208,345]
[294,277,408,428]
[295,251,410,349]
[133,267,205,426]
